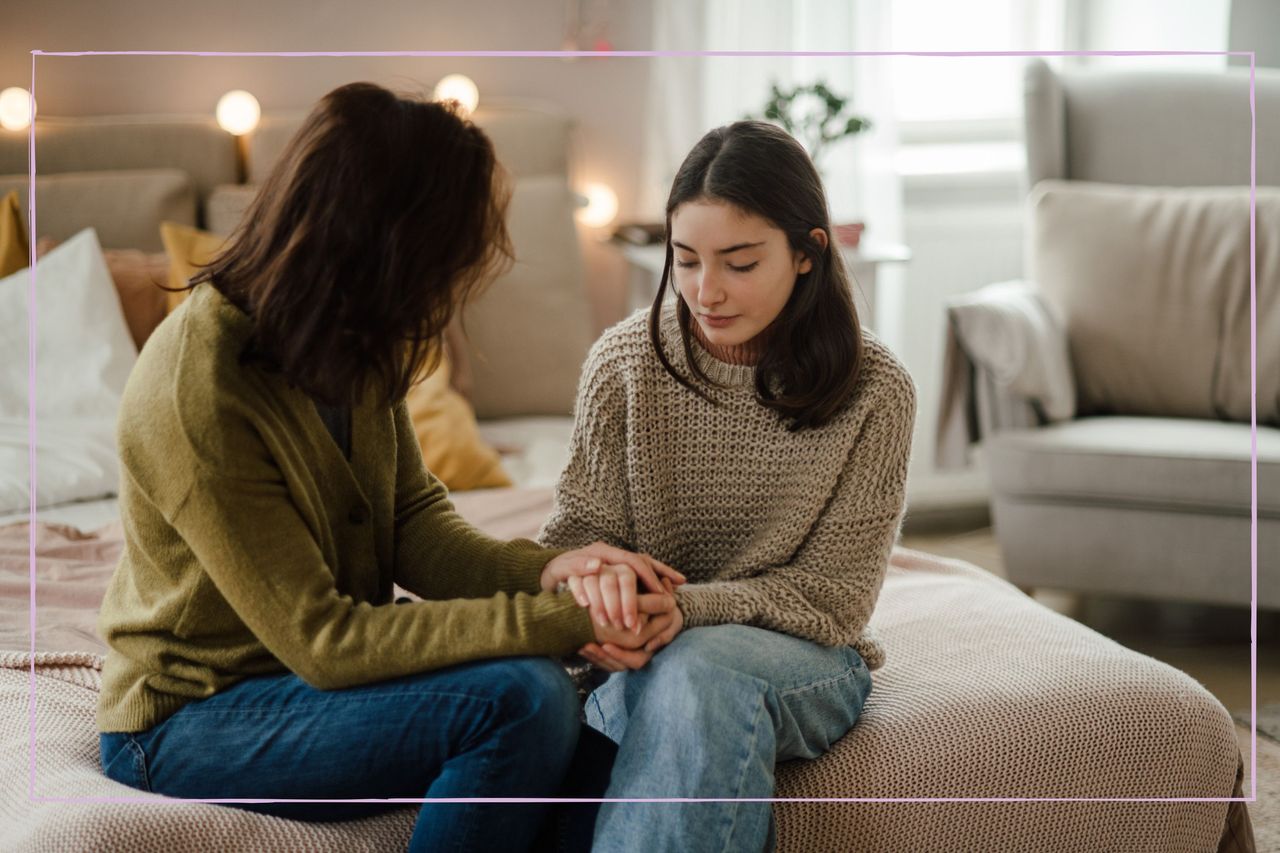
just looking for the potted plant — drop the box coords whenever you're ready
[748,80,872,247]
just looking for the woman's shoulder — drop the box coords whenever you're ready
[140,285,251,378]
[121,285,258,443]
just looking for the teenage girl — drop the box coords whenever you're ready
[540,119,916,853]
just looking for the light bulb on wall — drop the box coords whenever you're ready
[216,90,261,136]
[433,74,479,116]
[577,182,619,228]
[0,88,36,132]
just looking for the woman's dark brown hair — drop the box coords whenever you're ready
[648,120,864,431]
[181,81,513,407]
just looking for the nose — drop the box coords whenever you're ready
[696,268,725,309]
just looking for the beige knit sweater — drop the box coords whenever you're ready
[538,307,917,670]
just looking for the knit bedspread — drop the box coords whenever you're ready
[0,488,1250,852]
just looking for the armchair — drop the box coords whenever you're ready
[938,58,1280,609]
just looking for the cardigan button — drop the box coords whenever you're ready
[348,505,369,525]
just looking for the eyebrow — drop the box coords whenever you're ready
[671,240,765,255]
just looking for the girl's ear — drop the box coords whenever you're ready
[796,227,829,275]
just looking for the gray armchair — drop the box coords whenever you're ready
[938,58,1280,609]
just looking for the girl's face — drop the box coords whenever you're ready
[669,200,827,349]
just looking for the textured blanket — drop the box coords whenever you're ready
[0,488,1252,852]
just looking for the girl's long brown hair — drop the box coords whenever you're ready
[649,120,864,431]
[181,81,513,407]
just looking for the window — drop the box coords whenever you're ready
[888,0,1066,141]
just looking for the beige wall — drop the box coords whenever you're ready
[2,0,652,329]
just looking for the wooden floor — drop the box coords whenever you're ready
[899,526,1278,717]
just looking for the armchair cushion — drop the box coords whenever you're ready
[988,416,1280,518]
[1030,180,1280,425]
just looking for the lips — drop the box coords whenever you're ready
[700,314,738,327]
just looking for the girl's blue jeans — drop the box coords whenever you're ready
[583,624,873,853]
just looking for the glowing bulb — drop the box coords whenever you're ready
[433,74,479,116]
[216,90,261,136]
[0,88,36,132]
[577,182,619,228]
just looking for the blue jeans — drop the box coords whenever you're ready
[584,624,873,853]
[100,657,611,853]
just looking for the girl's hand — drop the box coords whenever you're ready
[577,582,683,671]
[580,596,675,671]
[542,542,685,594]
[642,578,684,652]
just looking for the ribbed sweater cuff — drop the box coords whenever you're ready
[674,584,726,629]
[493,540,568,596]
[530,592,597,652]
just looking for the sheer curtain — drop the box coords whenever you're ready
[642,1,902,322]
[639,0,1236,505]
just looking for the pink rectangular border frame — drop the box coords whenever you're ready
[25,48,1259,808]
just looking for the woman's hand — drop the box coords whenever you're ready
[567,563,640,631]
[577,579,684,671]
[542,542,686,630]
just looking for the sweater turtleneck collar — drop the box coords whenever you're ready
[690,319,770,367]
[659,305,763,388]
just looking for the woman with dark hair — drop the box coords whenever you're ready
[95,81,685,853]
[539,120,917,852]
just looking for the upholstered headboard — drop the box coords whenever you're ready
[0,116,236,250]
[1023,58,1280,188]
[0,97,594,419]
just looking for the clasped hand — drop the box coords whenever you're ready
[541,542,687,671]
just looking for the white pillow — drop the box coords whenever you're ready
[0,228,137,513]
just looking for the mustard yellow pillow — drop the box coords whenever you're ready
[159,221,226,313]
[406,350,512,491]
[0,191,30,278]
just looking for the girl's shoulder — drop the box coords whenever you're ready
[848,331,918,420]
[582,308,659,381]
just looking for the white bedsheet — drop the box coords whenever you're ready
[0,495,120,530]
[478,415,573,490]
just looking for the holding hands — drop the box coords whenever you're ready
[540,542,687,670]
[580,578,684,672]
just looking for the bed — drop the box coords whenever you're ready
[0,100,1252,852]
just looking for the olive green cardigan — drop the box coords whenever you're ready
[97,284,593,733]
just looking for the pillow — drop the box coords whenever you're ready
[0,228,137,512]
[0,169,195,252]
[204,183,258,237]
[1215,192,1280,426]
[1030,180,1280,423]
[458,176,593,419]
[159,220,226,313]
[37,236,168,352]
[0,191,28,278]
[405,350,512,491]
[442,319,474,402]
[97,248,170,351]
